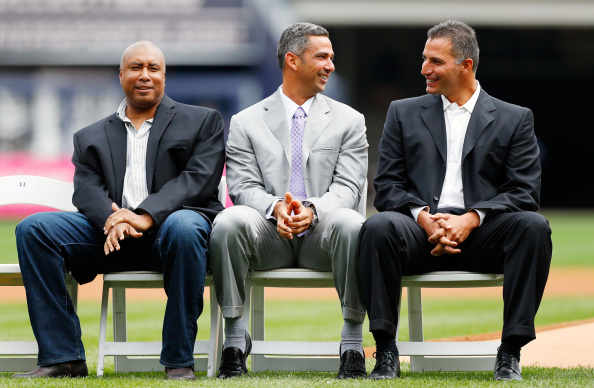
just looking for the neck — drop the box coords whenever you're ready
[445,78,477,106]
[125,103,159,129]
[282,81,314,106]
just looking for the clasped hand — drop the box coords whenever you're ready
[103,203,155,256]
[418,211,479,256]
[274,192,314,240]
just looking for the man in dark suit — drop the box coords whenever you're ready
[358,20,552,381]
[13,41,225,380]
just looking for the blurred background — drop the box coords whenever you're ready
[0,1,593,374]
[1,0,593,212]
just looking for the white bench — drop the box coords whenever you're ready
[0,175,79,372]
[244,269,502,373]
[242,180,504,373]
[96,178,227,377]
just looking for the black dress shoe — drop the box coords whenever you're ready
[217,330,252,379]
[494,348,522,381]
[336,349,367,379]
[369,350,400,380]
[166,366,196,380]
[12,360,88,378]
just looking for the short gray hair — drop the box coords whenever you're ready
[277,22,329,70]
[428,20,479,73]
[120,40,166,73]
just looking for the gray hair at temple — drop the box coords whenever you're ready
[277,22,329,70]
[428,20,479,73]
[120,41,166,73]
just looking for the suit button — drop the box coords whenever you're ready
[433,196,439,201]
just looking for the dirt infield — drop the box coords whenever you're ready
[2,267,594,301]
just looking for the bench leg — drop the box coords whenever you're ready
[407,286,425,372]
[250,284,266,372]
[112,287,127,372]
[207,285,222,377]
[97,283,110,376]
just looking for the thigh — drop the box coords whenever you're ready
[216,205,295,270]
[18,211,136,275]
[297,208,364,271]
[453,212,550,272]
[360,211,443,275]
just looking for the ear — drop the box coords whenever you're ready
[461,58,474,73]
[285,52,299,71]
[119,68,123,84]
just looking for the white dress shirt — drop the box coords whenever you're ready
[116,99,152,211]
[411,81,486,225]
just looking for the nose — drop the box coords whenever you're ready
[421,60,430,76]
[325,59,335,73]
[139,66,150,80]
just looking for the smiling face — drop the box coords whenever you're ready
[421,37,465,101]
[295,35,335,99]
[119,44,165,112]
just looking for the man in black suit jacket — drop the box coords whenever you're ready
[359,21,552,381]
[13,41,225,380]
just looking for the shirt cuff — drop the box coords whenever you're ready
[266,198,283,219]
[410,205,429,222]
[469,208,487,226]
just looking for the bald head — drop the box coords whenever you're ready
[120,41,166,73]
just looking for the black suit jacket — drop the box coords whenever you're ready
[374,89,541,222]
[71,95,225,232]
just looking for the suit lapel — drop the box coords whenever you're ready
[462,90,495,161]
[263,91,291,164]
[104,114,127,206]
[302,94,331,167]
[420,95,447,163]
[146,95,175,192]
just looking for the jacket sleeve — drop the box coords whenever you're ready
[226,114,280,215]
[305,113,368,220]
[71,131,116,231]
[470,108,541,217]
[374,101,429,215]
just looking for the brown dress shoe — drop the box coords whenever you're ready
[166,366,196,380]
[12,360,88,378]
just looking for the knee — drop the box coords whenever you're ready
[211,206,255,239]
[16,213,52,240]
[360,211,407,241]
[513,212,551,239]
[162,210,210,242]
[326,208,364,238]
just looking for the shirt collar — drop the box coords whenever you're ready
[116,99,154,124]
[279,85,315,121]
[441,80,481,113]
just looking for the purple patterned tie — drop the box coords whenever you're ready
[290,107,307,201]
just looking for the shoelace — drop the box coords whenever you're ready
[496,352,514,370]
[373,351,396,368]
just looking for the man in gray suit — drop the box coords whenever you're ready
[210,22,368,379]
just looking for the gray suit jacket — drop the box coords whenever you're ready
[226,89,368,220]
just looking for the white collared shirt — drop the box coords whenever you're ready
[438,81,481,210]
[411,81,486,225]
[279,85,314,126]
[116,99,152,211]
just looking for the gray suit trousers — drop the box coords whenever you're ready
[209,205,366,323]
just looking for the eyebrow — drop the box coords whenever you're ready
[128,61,161,67]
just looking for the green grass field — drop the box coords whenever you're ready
[1,210,593,386]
